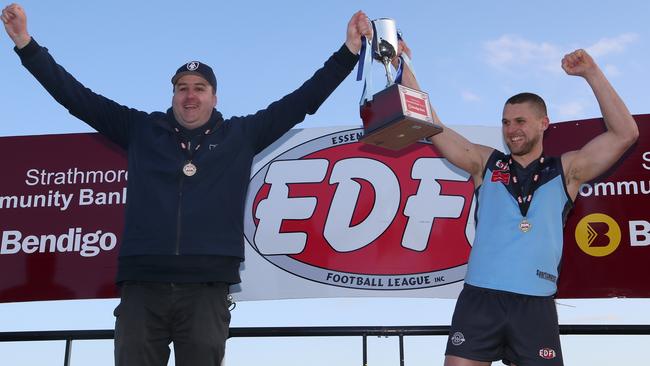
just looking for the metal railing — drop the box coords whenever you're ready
[2,325,650,366]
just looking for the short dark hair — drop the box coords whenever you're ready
[505,92,547,117]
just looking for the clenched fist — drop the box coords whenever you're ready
[345,10,372,55]
[561,49,599,78]
[1,3,31,48]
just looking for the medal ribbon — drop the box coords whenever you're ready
[504,154,547,218]
[174,127,211,163]
[170,117,222,173]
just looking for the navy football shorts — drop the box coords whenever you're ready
[445,284,563,366]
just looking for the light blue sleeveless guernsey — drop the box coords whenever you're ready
[464,150,573,296]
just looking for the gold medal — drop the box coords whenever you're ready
[182,162,197,177]
[519,218,531,232]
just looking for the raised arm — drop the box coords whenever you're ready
[560,49,639,199]
[3,3,148,148]
[397,41,493,185]
[242,11,371,153]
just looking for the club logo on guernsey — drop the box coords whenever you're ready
[244,129,477,290]
[451,332,465,346]
[495,159,509,170]
[491,170,510,184]
[492,159,511,184]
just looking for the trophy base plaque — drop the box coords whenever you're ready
[360,84,442,151]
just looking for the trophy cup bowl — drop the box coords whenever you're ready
[360,18,443,151]
[371,18,398,85]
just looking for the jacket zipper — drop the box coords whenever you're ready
[175,139,193,255]
[176,176,184,255]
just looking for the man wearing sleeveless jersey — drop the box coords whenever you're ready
[398,42,639,365]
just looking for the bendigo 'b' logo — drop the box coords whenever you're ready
[574,213,621,257]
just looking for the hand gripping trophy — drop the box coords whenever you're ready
[358,18,442,150]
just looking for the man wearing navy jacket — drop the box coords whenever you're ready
[2,3,372,365]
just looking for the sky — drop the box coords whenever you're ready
[1,0,650,365]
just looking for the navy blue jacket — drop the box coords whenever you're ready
[16,39,357,280]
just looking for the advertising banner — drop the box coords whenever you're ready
[0,133,126,302]
[0,115,648,302]
[548,115,650,297]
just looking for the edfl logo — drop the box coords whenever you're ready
[574,213,621,257]
[538,348,557,359]
[244,129,476,290]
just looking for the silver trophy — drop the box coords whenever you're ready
[359,18,442,151]
[371,18,399,86]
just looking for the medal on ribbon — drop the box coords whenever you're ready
[503,155,547,233]
[171,118,221,177]
[182,162,197,177]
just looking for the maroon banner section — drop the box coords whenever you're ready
[0,133,124,302]
[548,114,650,298]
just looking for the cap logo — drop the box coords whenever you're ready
[186,61,200,71]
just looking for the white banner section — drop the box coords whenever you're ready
[233,125,504,300]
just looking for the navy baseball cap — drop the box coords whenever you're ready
[171,61,217,93]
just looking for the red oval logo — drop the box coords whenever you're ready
[244,128,474,290]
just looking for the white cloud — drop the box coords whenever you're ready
[483,33,639,75]
[555,101,585,119]
[483,35,561,71]
[461,90,481,102]
[586,33,639,58]
[603,64,621,77]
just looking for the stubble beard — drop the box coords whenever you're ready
[508,133,541,157]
